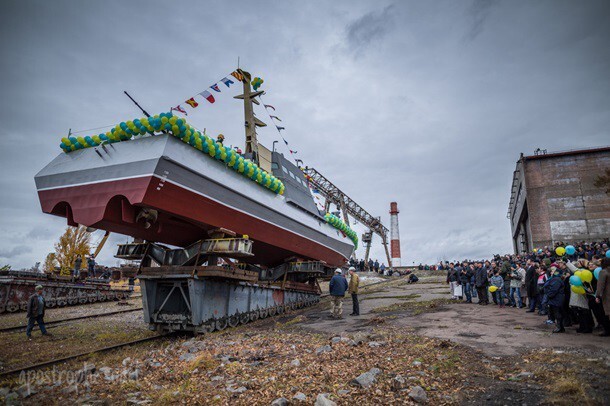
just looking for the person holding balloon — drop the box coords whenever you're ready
[490,270,506,307]
[594,257,610,336]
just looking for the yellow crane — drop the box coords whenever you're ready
[93,230,111,257]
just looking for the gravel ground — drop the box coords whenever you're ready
[1,273,608,405]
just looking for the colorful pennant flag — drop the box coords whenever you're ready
[185,98,199,108]
[210,84,221,92]
[282,138,288,145]
[276,126,285,131]
[221,77,234,87]
[231,71,244,82]
[264,104,276,111]
[290,150,297,154]
[199,90,216,104]
[170,105,187,115]
[270,115,282,121]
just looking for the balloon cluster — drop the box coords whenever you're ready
[251,77,264,91]
[569,267,601,295]
[58,112,285,195]
[324,213,358,249]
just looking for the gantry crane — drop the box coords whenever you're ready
[301,166,392,269]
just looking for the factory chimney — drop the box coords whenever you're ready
[389,202,401,267]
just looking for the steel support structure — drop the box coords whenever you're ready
[302,166,393,268]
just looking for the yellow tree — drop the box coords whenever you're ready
[54,226,91,276]
[43,253,57,274]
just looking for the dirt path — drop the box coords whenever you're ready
[1,273,608,405]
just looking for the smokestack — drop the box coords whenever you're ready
[389,202,401,267]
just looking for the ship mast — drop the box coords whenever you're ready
[233,69,267,165]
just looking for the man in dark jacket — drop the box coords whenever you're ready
[544,270,566,333]
[459,264,473,303]
[26,285,50,339]
[329,269,348,319]
[475,262,489,305]
[525,261,538,312]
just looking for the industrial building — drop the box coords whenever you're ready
[507,146,610,253]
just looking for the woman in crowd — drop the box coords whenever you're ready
[594,257,610,337]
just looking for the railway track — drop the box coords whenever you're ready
[0,307,143,334]
[0,276,398,378]
[0,334,168,378]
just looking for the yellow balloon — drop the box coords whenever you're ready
[571,285,585,295]
[580,270,593,283]
[488,286,498,293]
[575,270,582,278]
[555,247,566,256]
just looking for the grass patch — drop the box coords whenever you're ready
[371,298,454,314]
[546,374,593,405]
[283,315,306,326]
[360,294,421,302]
[190,353,220,371]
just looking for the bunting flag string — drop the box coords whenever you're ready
[169,70,245,115]
[221,77,234,87]
[259,94,308,171]
[185,98,199,108]
[231,71,245,82]
[199,90,216,104]
[170,105,188,115]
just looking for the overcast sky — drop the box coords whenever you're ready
[1,0,609,269]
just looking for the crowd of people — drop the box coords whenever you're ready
[349,258,387,274]
[444,240,610,336]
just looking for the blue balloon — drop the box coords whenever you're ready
[565,245,576,255]
[594,267,602,280]
[569,275,583,286]
[606,250,610,259]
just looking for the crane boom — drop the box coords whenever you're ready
[302,166,392,268]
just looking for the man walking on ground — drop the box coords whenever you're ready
[348,267,360,316]
[26,285,51,340]
[329,269,348,319]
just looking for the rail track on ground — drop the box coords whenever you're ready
[0,333,168,378]
[0,276,398,378]
[0,307,143,334]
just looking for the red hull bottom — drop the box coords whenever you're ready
[38,176,346,267]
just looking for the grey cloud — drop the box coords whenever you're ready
[465,0,497,41]
[345,5,395,55]
[0,245,32,259]
[0,0,609,268]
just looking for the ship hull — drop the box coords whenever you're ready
[35,135,354,267]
